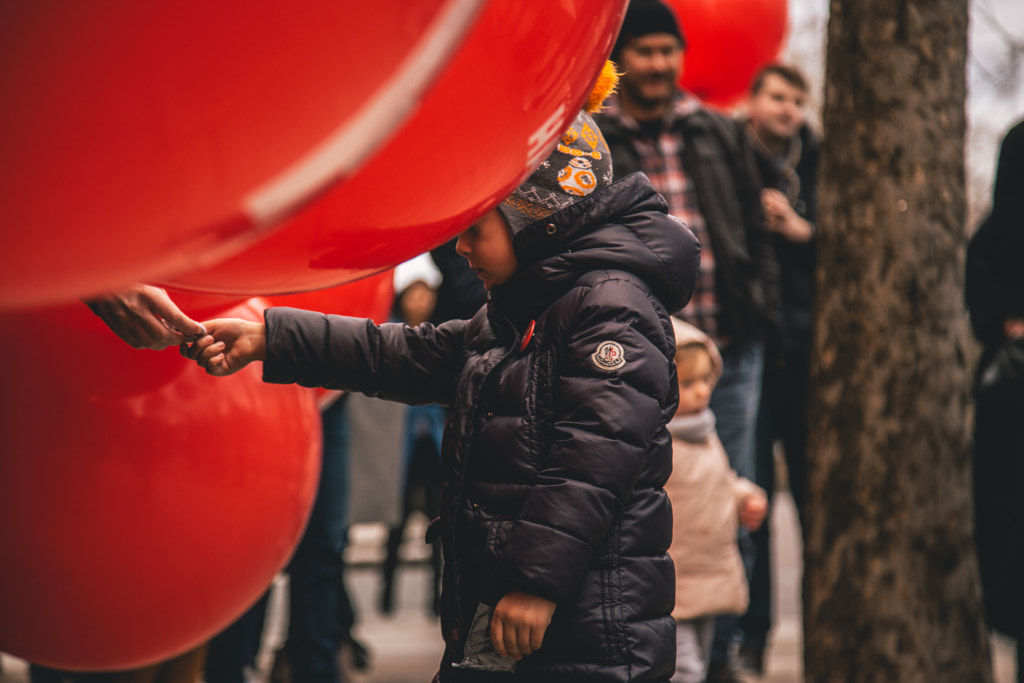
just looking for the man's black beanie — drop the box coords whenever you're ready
[612,0,687,59]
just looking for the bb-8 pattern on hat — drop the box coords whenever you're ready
[556,121,604,196]
[559,157,597,196]
[497,110,614,236]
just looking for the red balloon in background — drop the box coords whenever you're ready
[0,0,486,310]
[0,299,321,670]
[669,0,788,109]
[151,270,394,326]
[160,290,251,321]
[161,0,629,297]
[272,270,396,323]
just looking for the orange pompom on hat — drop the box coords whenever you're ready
[498,62,620,238]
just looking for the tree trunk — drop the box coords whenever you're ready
[804,0,993,681]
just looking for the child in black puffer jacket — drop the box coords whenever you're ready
[182,64,700,683]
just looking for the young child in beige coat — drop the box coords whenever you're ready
[666,318,768,683]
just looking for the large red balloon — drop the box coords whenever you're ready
[157,270,395,327]
[160,0,629,296]
[272,270,396,323]
[0,0,486,309]
[0,299,321,670]
[671,0,788,109]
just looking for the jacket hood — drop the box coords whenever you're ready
[491,172,699,325]
[671,317,723,386]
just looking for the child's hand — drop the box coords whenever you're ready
[180,319,266,376]
[490,592,556,660]
[739,492,769,531]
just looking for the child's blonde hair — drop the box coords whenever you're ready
[674,342,711,368]
[670,317,723,388]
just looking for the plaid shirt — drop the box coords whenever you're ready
[600,91,721,344]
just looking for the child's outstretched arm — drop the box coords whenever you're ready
[180,319,266,376]
[490,592,556,660]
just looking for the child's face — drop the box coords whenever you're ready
[456,209,518,290]
[675,347,714,416]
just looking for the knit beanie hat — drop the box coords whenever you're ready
[612,0,686,58]
[497,62,619,239]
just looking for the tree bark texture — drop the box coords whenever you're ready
[805,1,992,681]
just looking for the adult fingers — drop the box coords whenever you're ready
[144,287,207,341]
[159,308,207,342]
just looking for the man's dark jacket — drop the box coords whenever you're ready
[750,122,819,354]
[596,104,779,348]
[262,173,700,682]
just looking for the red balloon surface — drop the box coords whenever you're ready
[0,299,321,670]
[161,290,251,321]
[0,0,485,309]
[271,270,396,323]
[670,0,788,109]
[161,0,629,296]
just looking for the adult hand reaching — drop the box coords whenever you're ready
[85,283,206,350]
[180,319,267,377]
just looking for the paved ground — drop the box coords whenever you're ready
[1,493,1016,682]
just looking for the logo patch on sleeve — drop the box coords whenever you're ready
[591,341,626,370]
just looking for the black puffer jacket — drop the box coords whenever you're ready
[263,173,700,682]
